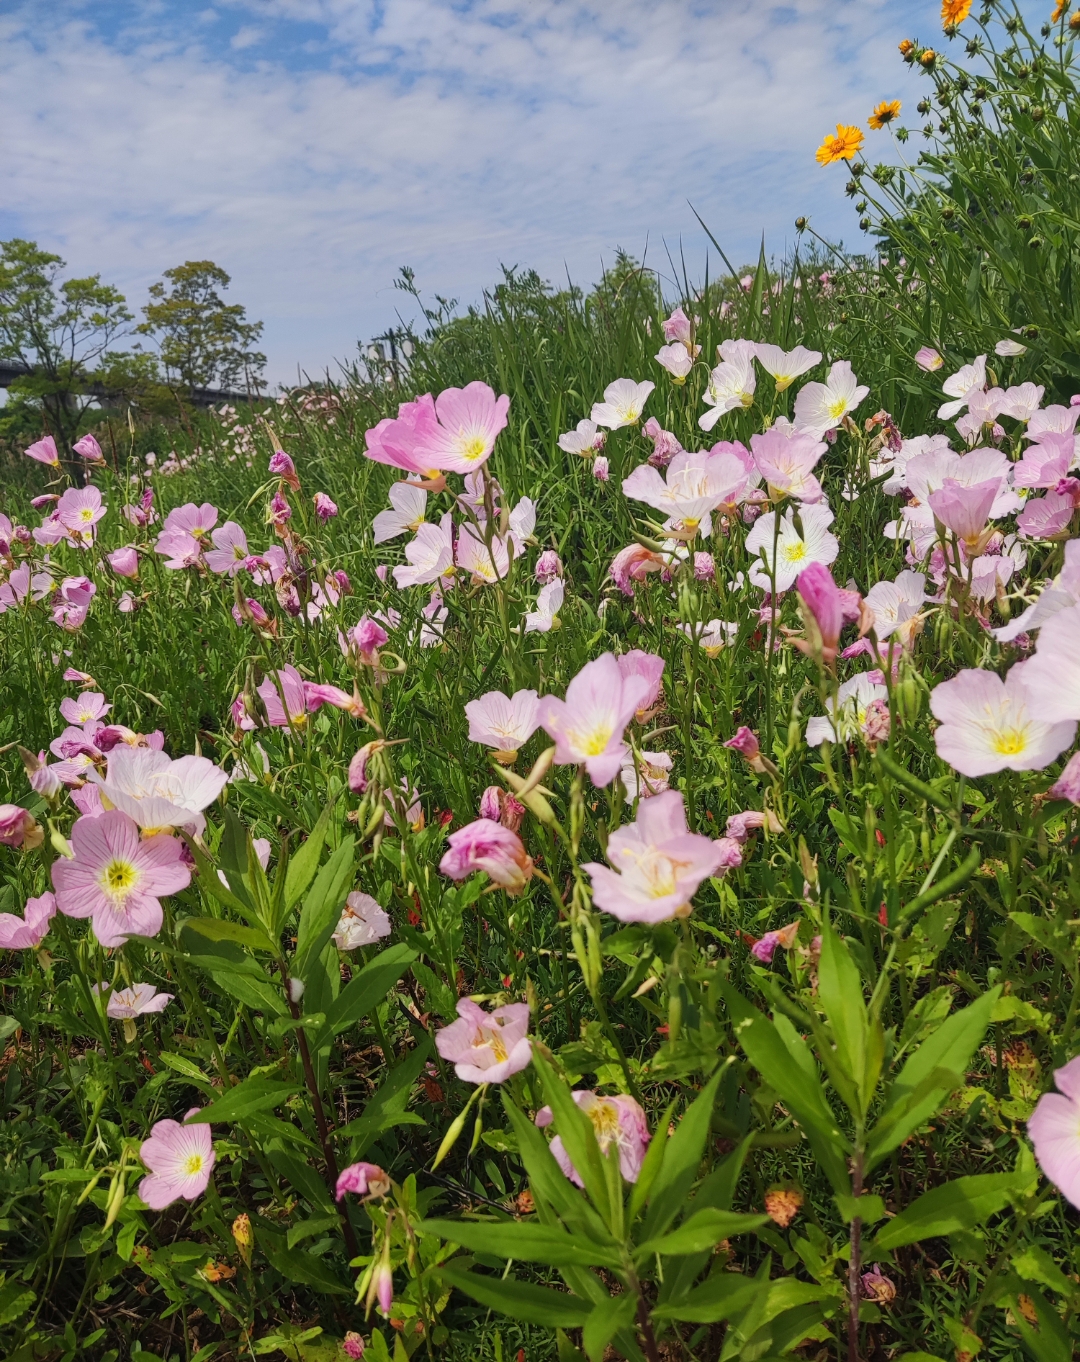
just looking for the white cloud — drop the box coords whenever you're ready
[1,0,958,385]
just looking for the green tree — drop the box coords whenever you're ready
[139,260,267,394]
[0,238,135,451]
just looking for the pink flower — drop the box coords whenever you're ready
[592,455,609,482]
[1048,751,1080,803]
[333,892,392,950]
[25,436,59,467]
[22,749,63,799]
[59,692,111,725]
[616,650,665,718]
[335,1162,390,1201]
[745,504,839,592]
[90,747,229,835]
[583,789,738,923]
[56,487,106,539]
[927,478,998,547]
[304,683,366,719]
[204,522,250,576]
[410,382,510,474]
[313,491,338,520]
[930,666,1076,777]
[347,741,382,794]
[155,529,202,570]
[620,750,673,803]
[163,503,218,539]
[538,653,652,787]
[937,355,988,421]
[694,551,715,581]
[750,921,800,963]
[0,892,56,949]
[343,1333,365,1359]
[478,786,525,830]
[52,810,191,946]
[642,418,683,466]
[661,307,693,344]
[1021,604,1080,721]
[107,547,139,579]
[464,689,540,755]
[435,998,532,1083]
[535,550,562,584]
[269,490,292,529]
[349,616,389,665]
[365,395,444,476]
[0,805,41,850]
[101,982,173,1019]
[1029,1055,1080,1210]
[1017,491,1074,540]
[610,543,665,596]
[439,820,534,894]
[73,433,104,462]
[0,565,54,613]
[558,418,606,457]
[269,450,300,489]
[655,343,694,380]
[725,727,760,762]
[257,666,309,727]
[726,809,769,842]
[138,1110,215,1210]
[623,448,749,534]
[796,561,844,662]
[750,426,828,503]
[536,1092,650,1185]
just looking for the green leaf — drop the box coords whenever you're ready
[638,1071,721,1241]
[1009,912,1076,968]
[818,923,872,1115]
[0,1283,35,1326]
[834,1193,887,1226]
[868,1172,1021,1252]
[337,1038,431,1156]
[421,1218,622,1270]
[309,943,416,1049]
[186,1078,298,1125]
[1013,1244,1075,1298]
[1002,1287,1072,1362]
[636,1208,769,1259]
[867,986,1000,1169]
[582,1294,637,1362]
[183,916,278,955]
[650,1271,768,1324]
[720,983,851,1194]
[156,1052,214,1087]
[411,961,458,1022]
[438,1266,591,1328]
[294,836,355,982]
[262,1244,351,1295]
[284,803,333,912]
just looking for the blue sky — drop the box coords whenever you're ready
[0,0,1018,386]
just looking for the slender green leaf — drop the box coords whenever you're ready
[638,1072,721,1241]
[294,836,355,982]
[651,1271,768,1324]
[309,943,416,1048]
[284,802,333,911]
[186,1078,298,1124]
[637,1209,769,1259]
[532,1051,612,1225]
[421,1218,622,1270]
[183,916,278,956]
[818,923,869,1111]
[582,1294,636,1362]
[438,1266,591,1327]
[868,1172,1021,1252]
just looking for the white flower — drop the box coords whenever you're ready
[753,343,822,392]
[392,512,454,588]
[333,892,392,950]
[619,750,673,803]
[90,748,229,835]
[806,675,888,746]
[524,580,563,634]
[508,497,536,554]
[792,360,869,438]
[937,354,987,421]
[464,689,541,752]
[744,503,839,592]
[622,449,749,535]
[994,540,1080,643]
[999,382,1045,423]
[558,419,604,455]
[655,344,694,380]
[372,480,427,545]
[678,618,738,657]
[995,335,1028,357]
[864,570,928,644]
[591,378,655,430]
[699,342,756,431]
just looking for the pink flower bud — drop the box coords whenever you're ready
[1048,751,1080,804]
[0,804,42,850]
[375,564,389,583]
[725,727,760,761]
[335,1162,390,1201]
[796,560,843,661]
[107,547,139,580]
[268,450,300,489]
[535,550,562,584]
[439,819,533,895]
[343,1334,366,1359]
[375,1262,394,1316]
[313,491,338,520]
[334,569,352,594]
[352,616,388,664]
[592,455,609,482]
[478,785,502,821]
[73,433,105,462]
[693,551,715,581]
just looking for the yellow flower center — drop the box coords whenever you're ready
[460,434,487,463]
[571,723,614,757]
[232,544,247,560]
[79,508,96,523]
[827,395,849,419]
[477,1026,508,1063]
[992,727,1027,756]
[183,1153,205,1176]
[99,858,138,902]
[587,1100,621,1150]
[782,540,807,564]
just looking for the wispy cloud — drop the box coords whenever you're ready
[2,0,969,384]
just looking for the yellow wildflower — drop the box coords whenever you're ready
[815,125,865,166]
[869,100,902,130]
[942,0,973,26]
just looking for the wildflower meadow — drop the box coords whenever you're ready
[5,4,1080,1361]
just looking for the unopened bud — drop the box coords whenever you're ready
[232,1213,253,1267]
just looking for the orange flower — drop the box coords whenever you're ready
[942,0,973,25]
[898,38,915,55]
[1051,1,1067,21]
[869,99,902,130]
[815,124,865,166]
